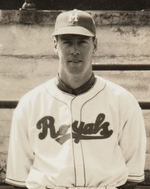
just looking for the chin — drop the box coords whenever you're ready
[68,68,84,75]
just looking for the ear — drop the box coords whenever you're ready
[93,37,97,53]
[53,36,58,55]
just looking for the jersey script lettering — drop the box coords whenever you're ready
[36,113,113,144]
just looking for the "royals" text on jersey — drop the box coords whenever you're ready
[36,113,113,144]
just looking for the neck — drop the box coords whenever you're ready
[59,72,92,89]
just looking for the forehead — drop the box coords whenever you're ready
[57,34,91,40]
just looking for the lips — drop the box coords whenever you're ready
[68,60,82,63]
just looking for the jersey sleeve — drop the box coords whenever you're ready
[118,93,146,183]
[5,99,34,187]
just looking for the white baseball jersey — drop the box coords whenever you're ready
[6,76,146,189]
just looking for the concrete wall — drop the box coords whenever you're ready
[0,10,150,57]
[0,24,150,57]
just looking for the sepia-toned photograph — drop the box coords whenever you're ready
[0,1,150,189]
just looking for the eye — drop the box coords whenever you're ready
[79,40,88,45]
[62,40,72,45]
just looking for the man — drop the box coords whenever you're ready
[6,9,146,189]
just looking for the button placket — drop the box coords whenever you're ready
[70,98,86,186]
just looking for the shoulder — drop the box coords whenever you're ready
[96,75,139,106]
[96,75,133,96]
[16,78,56,110]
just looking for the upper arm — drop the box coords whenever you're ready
[118,93,146,183]
[6,101,34,187]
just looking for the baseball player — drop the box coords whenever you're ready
[6,10,146,189]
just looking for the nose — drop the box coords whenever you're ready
[70,41,80,55]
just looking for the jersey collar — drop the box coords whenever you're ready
[56,73,96,95]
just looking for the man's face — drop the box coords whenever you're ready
[54,34,97,77]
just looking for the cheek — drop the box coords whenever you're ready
[82,47,94,59]
[57,46,65,58]
[57,49,69,63]
[59,45,69,54]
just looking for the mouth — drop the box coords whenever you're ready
[68,60,82,63]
